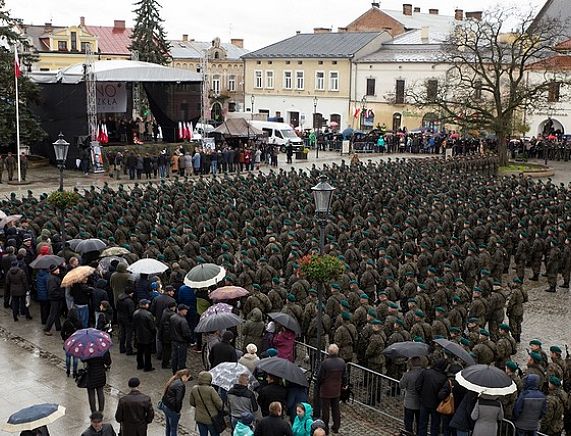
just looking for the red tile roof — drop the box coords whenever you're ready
[556,39,571,50]
[85,25,132,55]
[528,55,571,70]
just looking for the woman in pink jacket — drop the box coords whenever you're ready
[272,325,296,362]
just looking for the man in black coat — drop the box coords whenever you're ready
[414,359,449,436]
[81,411,116,436]
[158,301,176,369]
[44,264,64,335]
[2,246,16,308]
[169,304,193,373]
[115,377,154,436]
[209,330,237,369]
[254,401,293,436]
[116,289,135,355]
[316,344,347,434]
[5,260,29,321]
[150,285,176,360]
[132,299,156,372]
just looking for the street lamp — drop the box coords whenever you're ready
[360,96,367,130]
[250,95,255,120]
[313,96,319,158]
[311,175,335,400]
[53,132,69,242]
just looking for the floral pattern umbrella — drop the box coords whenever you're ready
[64,328,112,360]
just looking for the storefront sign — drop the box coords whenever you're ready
[96,82,127,113]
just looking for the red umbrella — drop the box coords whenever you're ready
[209,286,249,301]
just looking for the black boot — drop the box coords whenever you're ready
[545,286,556,293]
[561,283,569,289]
[530,274,539,281]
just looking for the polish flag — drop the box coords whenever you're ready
[188,122,193,140]
[353,107,361,119]
[14,46,22,78]
[178,121,183,139]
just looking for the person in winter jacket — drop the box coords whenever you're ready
[470,394,504,436]
[254,402,293,436]
[110,263,130,304]
[400,358,424,433]
[272,325,296,362]
[84,351,112,413]
[158,301,177,369]
[513,373,547,434]
[116,290,135,354]
[61,307,82,377]
[115,377,155,436]
[96,301,113,333]
[91,279,109,325]
[239,344,260,373]
[44,264,64,334]
[291,402,313,436]
[449,390,477,436]
[414,359,449,436]
[6,260,30,321]
[80,411,116,436]
[241,308,265,352]
[70,280,92,328]
[133,299,156,372]
[233,412,255,436]
[189,371,224,436]
[160,369,192,436]
[209,330,237,369]
[169,304,193,373]
[35,268,50,324]
[227,373,259,428]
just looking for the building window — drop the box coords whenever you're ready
[212,75,221,94]
[548,82,561,102]
[296,71,304,90]
[366,78,375,96]
[255,70,262,89]
[395,79,405,104]
[57,40,68,51]
[426,79,438,101]
[70,31,77,51]
[265,70,274,89]
[284,71,292,89]
[329,71,339,91]
[228,75,236,92]
[315,71,325,91]
[80,42,91,53]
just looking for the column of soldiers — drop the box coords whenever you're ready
[7,153,571,433]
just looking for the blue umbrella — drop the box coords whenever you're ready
[1,403,65,432]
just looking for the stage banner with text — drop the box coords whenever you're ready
[96,82,127,113]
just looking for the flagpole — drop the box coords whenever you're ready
[14,48,21,183]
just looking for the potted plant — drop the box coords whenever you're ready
[299,254,344,283]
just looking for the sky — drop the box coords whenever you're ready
[6,0,546,50]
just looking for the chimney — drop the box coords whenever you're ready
[465,11,483,21]
[44,22,53,32]
[455,9,464,21]
[337,27,348,32]
[296,30,301,35]
[313,27,331,34]
[371,2,380,7]
[182,34,188,41]
[402,4,413,16]
[414,7,420,13]
[428,8,439,15]
[231,38,244,48]
[80,16,85,26]
[113,20,126,31]
[420,26,429,42]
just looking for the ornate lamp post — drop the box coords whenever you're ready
[313,96,319,158]
[53,133,69,241]
[250,95,255,120]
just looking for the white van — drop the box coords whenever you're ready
[248,121,304,151]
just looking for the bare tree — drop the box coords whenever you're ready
[407,7,570,165]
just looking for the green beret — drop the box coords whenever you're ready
[499,323,510,331]
[272,277,280,284]
[506,360,519,371]
[341,311,351,321]
[479,328,490,337]
[460,337,472,347]
[408,297,417,303]
[368,308,377,317]
[428,266,437,273]
[370,318,381,325]
[418,283,427,290]
[388,302,399,309]
[454,277,464,283]
[550,346,562,354]
[340,299,350,308]
[529,339,542,346]
[395,318,404,326]
[378,291,388,297]
[287,294,296,302]
[367,259,375,265]
[529,351,543,362]
[512,277,523,284]
[331,283,340,290]
[221,243,230,250]
[435,306,446,313]
[360,293,369,300]
[415,309,425,318]
[549,375,562,387]
[480,268,491,275]
[452,296,462,303]
[413,336,425,343]
[308,288,317,295]
[405,271,415,276]
[252,284,261,290]
[433,335,445,340]
[350,280,358,285]
[450,327,461,334]
[473,287,482,293]
[468,317,479,324]
[435,278,445,283]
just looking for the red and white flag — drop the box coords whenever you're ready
[14,46,22,78]
[353,107,361,119]
[178,121,183,139]
[188,122,193,140]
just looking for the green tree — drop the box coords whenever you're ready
[407,7,569,166]
[0,0,46,147]
[129,0,171,65]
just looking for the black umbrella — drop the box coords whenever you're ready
[382,341,430,359]
[75,238,106,254]
[29,255,65,270]
[256,357,308,387]
[456,364,517,396]
[268,312,301,336]
[184,263,226,288]
[194,312,242,333]
[433,338,476,366]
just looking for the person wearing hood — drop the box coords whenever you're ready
[6,260,30,322]
[233,412,255,436]
[209,331,238,369]
[110,263,131,304]
[242,308,265,352]
[470,394,504,436]
[513,373,547,435]
[227,373,258,429]
[189,371,224,436]
[61,307,82,377]
[415,358,449,436]
[35,267,50,325]
[272,324,296,363]
[292,402,313,436]
[239,344,260,373]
